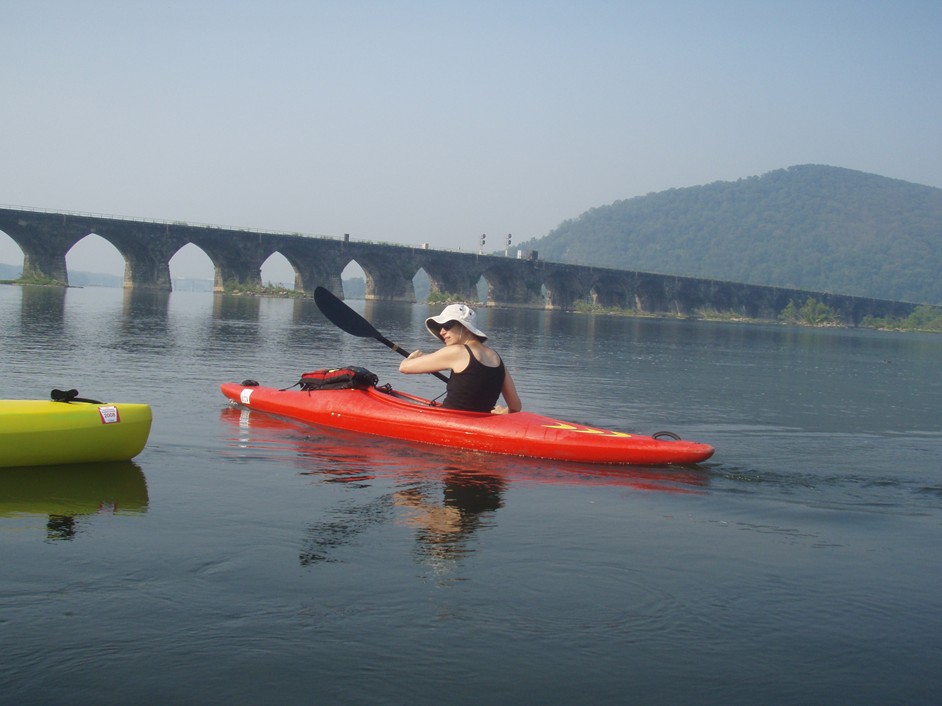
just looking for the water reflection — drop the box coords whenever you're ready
[122,288,170,319]
[205,294,263,352]
[220,405,708,572]
[0,462,149,541]
[395,470,506,570]
[19,285,66,334]
[291,296,324,325]
[115,289,172,353]
[299,493,393,566]
[212,293,261,322]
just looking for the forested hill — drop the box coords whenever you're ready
[517,165,942,304]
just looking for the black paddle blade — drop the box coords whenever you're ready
[313,286,405,355]
[314,286,380,339]
[313,286,449,383]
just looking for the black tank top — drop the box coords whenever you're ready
[442,345,506,412]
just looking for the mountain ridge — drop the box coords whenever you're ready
[516,165,942,304]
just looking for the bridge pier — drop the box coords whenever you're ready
[421,253,482,301]
[121,255,173,290]
[353,252,417,301]
[0,214,85,284]
[363,268,415,301]
[290,260,343,297]
[23,247,69,285]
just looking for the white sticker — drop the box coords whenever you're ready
[240,388,254,405]
[99,406,121,424]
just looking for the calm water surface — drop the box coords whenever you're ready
[2,285,941,705]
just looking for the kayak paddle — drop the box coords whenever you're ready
[313,286,449,384]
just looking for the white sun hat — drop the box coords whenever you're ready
[425,303,488,341]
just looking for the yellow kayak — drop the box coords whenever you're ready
[0,398,152,468]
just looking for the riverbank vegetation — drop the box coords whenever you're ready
[778,297,842,326]
[861,305,942,332]
[6,271,67,286]
[571,296,942,333]
[222,280,305,297]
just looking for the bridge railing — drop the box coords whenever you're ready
[0,203,341,241]
[0,204,513,256]
[1,205,529,260]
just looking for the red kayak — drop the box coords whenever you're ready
[219,381,714,466]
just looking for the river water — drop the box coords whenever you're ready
[2,284,940,705]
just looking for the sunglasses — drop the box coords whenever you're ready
[440,321,459,331]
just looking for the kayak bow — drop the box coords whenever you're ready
[0,399,152,468]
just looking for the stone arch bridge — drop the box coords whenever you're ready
[0,206,916,324]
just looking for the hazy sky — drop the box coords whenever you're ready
[2,0,940,276]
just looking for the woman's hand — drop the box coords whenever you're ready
[407,349,424,359]
[491,405,509,414]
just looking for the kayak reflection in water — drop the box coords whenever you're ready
[399,303,522,414]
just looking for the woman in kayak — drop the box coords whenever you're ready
[399,303,522,414]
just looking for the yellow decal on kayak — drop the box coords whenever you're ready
[543,423,632,438]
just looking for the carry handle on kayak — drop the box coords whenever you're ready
[314,286,450,384]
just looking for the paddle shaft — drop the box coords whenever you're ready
[314,287,450,384]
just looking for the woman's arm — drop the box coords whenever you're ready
[499,369,522,413]
[399,346,465,375]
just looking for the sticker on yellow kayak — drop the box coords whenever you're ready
[98,406,120,424]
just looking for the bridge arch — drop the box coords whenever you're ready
[473,274,489,305]
[261,252,296,289]
[591,274,631,309]
[0,230,23,274]
[481,261,544,308]
[67,234,125,283]
[411,266,431,303]
[169,243,214,290]
[417,252,482,302]
[631,273,668,313]
[64,221,183,290]
[542,267,591,310]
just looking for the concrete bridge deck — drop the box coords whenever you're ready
[0,206,918,324]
